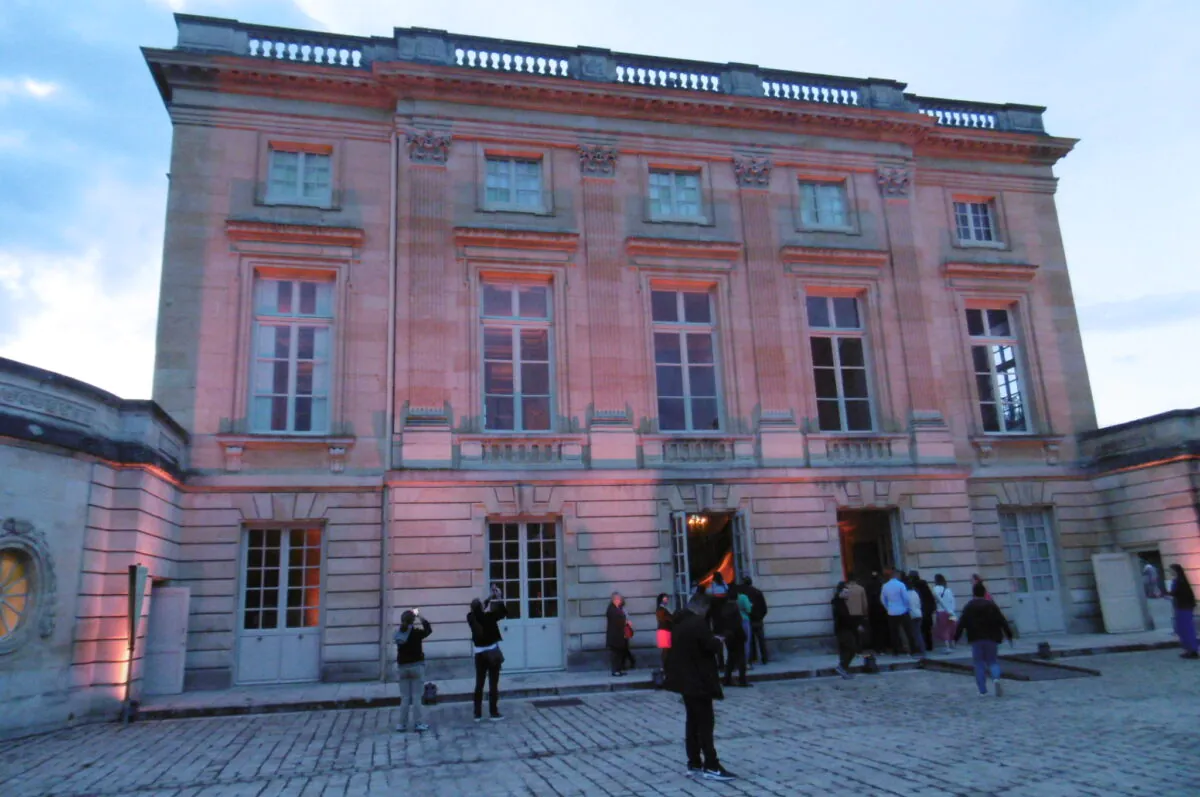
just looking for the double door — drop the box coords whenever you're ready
[488,521,563,671]
[669,511,750,609]
[237,528,323,684]
[1000,511,1065,634]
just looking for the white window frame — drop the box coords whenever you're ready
[805,294,874,432]
[265,147,333,207]
[480,281,555,433]
[250,277,334,435]
[483,156,545,212]
[999,509,1060,595]
[799,180,850,230]
[650,288,723,433]
[239,526,323,633]
[954,199,998,244]
[965,306,1030,434]
[648,169,704,221]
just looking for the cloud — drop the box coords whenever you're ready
[1078,292,1200,334]
[0,76,60,101]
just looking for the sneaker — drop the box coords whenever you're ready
[835,666,853,680]
[686,767,703,777]
[703,768,737,782]
[977,691,988,697]
[414,723,430,732]
[489,714,505,721]
[473,716,482,723]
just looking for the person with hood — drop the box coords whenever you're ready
[741,577,769,665]
[664,589,737,782]
[719,584,749,687]
[909,570,937,652]
[393,608,432,733]
[467,585,508,721]
[655,593,673,671]
[606,592,635,676]
[1167,564,1198,659]
[954,582,1014,696]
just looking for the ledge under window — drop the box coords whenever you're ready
[216,434,355,473]
[970,434,1063,467]
[641,434,756,467]
[457,434,586,468]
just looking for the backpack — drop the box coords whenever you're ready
[421,681,438,705]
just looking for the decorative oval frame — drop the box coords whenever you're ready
[0,518,57,655]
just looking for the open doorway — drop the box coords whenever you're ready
[669,511,749,607]
[837,509,899,580]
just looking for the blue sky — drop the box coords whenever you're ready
[1,0,1196,427]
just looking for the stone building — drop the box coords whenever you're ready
[2,13,1197,736]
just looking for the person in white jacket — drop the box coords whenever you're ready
[905,575,926,657]
[932,574,957,654]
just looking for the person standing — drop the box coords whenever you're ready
[735,585,753,666]
[910,571,937,652]
[843,572,869,652]
[972,573,994,602]
[707,573,729,669]
[468,586,508,721]
[742,577,769,665]
[932,574,957,654]
[719,585,749,687]
[655,593,674,671]
[606,592,635,676]
[394,609,432,733]
[904,575,926,658]
[831,582,857,679]
[879,569,913,656]
[866,572,888,654]
[1167,564,1198,659]
[954,582,1014,696]
[664,590,737,782]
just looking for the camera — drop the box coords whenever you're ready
[412,607,420,616]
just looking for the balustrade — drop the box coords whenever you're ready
[917,104,997,130]
[761,71,862,106]
[246,29,367,68]
[452,39,570,77]
[614,58,721,92]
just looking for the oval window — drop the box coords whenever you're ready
[0,550,31,640]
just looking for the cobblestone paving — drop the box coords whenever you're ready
[3,650,1198,797]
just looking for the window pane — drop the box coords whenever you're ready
[689,366,716,397]
[686,333,714,365]
[271,361,289,394]
[654,332,681,364]
[658,398,686,430]
[842,368,869,399]
[682,292,711,323]
[522,397,551,430]
[298,282,317,315]
[845,401,872,431]
[980,402,1001,432]
[813,368,838,399]
[651,291,678,322]
[295,362,313,396]
[691,398,720,431]
[832,297,859,329]
[520,329,548,361]
[485,396,515,430]
[806,296,830,329]
[971,345,990,373]
[484,362,514,394]
[518,286,549,319]
[655,365,684,397]
[483,285,512,317]
[817,400,842,431]
[838,337,864,367]
[484,328,513,361]
[270,396,288,431]
[966,309,985,337]
[294,396,313,431]
[987,309,1011,337]
[521,362,550,395]
[297,327,315,360]
[810,337,834,367]
[976,374,996,402]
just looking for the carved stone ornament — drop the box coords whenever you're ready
[732,156,772,188]
[406,131,452,164]
[578,144,618,177]
[876,167,911,197]
[0,518,58,655]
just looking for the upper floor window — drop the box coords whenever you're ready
[954,200,997,243]
[649,170,702,220]
[651,289,720,432]
[251,278,334,434]
[966,307,1028,433]
[485,157,544,211]
[481,282,553,432]
[267,146,332,206]
[799,181,849,229]
[806,295,872,432]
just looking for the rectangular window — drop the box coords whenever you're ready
[242,527,321,631]
[251,278,334,434]
[648,170,702,219]
[1000,511,1057,594]
[966,307,1028,433]
[484,157,543,210]
[267,148,332,205]
[481,282,553,432]
[651,289,720,432]
[954,200,996,243]
[799,181,849,229]
[806,295,872,432]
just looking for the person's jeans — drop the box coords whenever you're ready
[835,627,858,669]
[1175,608,1199,653]
[971,640,1001,694]
[908,616,926,656]
[473,651,501,717]
[886,613,912,655]
[723,636,747,685]
[683,696,720,771]
[397,662,425,729]
[748,621,768,663]
[742,618,752,661]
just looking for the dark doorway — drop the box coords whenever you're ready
[838,509,898,580]
[687,511,735,590]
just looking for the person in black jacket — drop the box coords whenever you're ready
[741,577,769,664]
[831,582,858,679]
[953,582,1014,696]
[606,592,635,676]
[394,609,432,733]
[1167,564,1198,658]
[665,590,737,782]
[909,570,938,653]
[719,586,749,687]
[467,585,508,721]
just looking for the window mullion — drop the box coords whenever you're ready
[679,328,693,430]
[831,333,848,431]
[511,326,523,431]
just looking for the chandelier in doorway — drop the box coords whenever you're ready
[686,514,708,530]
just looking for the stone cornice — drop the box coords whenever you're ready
[943,260,1039,282]
[225,220,365,248]
[780,246,889,269]
[453,227,580,253]
[626,237,743,262]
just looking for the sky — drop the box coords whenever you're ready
[0,0,1196,428]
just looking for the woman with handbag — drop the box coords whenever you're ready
[932,574,957,654]
[467,585,508,721]
[606,592,635,676]
[655,593,673,671]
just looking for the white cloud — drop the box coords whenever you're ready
[0,77,61,101]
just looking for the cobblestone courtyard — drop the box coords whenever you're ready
[3,650,1197,797]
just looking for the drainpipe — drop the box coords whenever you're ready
[379,127,398,681]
